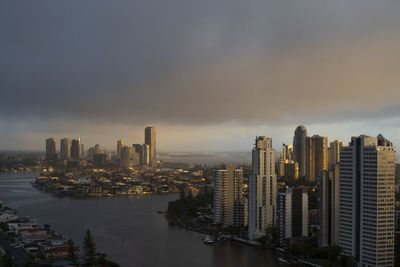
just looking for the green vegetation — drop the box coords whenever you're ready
[82,229,120,267]
[167,188,212,222]
[67,239,77,264]
[289,241,354,267]
[1,251,14,267]
[0,222,9,232]
[256,224,278,248]
[83,230,97,266]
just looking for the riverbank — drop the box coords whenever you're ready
[0,202,119,266]
[0,172,284,267]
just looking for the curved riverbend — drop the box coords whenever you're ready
[0,173,284,267]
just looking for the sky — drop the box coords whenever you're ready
[1,0,400,152]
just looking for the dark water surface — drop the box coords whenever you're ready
[0,173,283,267]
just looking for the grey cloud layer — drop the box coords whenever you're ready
[1,0,400,126]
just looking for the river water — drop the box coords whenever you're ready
[0,172,284,267]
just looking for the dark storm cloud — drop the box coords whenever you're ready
[1,0,400,126]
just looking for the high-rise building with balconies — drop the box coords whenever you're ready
[248,136,277,240]
[339,135,395,267]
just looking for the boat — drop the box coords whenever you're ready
[202,235,215,245]
[278,257,289,264]
[216,235,225,243]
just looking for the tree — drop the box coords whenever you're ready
[83,229,97,266]
[97,253,107,266]
[179,190,185,200]
[2,251,14,267]
[67,239,77,264]
[264,224,278,248]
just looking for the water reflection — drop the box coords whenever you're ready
[0,173,283,267]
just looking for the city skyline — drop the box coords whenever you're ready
[2,123,399,155]
[2,1,400,151]
[2,1,400,266]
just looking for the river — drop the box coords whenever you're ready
[0,172,284,267]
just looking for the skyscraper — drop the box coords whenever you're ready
[71,138,81,161]
[133,144,144,166]
[319,164,340,247]
[94,144,101,155]
[60,138,71,160]
[320,140,342,248]
[214,165,243,227]
[339,135,395,266]
[293,126,307,178]
[213,165,243,227]
[328,140,343,168]
[145,127,156,167]
[277,187,308,245]
[143,144,150,166]
[80,144,85,159]
[305,135,328,182]
[291,187,308,238]
[281,143,293,161]
[46,138,57,161]
[248,136,277,240]
[234,197,248,227]
[278,189,293,244]
[284,160,299,180]
[117,140,123,160]
[120,146,133,168]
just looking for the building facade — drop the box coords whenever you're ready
[248,136,277,240]
[60,138,71,160]
[305,135,328,182]
[293,126,307,178]
[278,189,293,244]
[292,187,309,238]
[120,146,133,168]
[117,140,123,160]
[328,140,343,168]
[319,164,340,247]
[145,127,156,167]
[278,187,308,245]
[339,135,395,266]
[213,165,243,227]
[281,143,293,161]
[46,138,57,161]
[71,138,81,161]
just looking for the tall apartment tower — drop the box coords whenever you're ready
[292,187,309,238]
[305,135,328,182]
[120,146,133,168]
[339,135,395,267]
[282,143,293,161]
[80,144,85,159]
[284,160,299,180]
[133,144,144,166]
[143,144,150,166]
[278,189,293,244]
[145,127,156,166]
[293,126,307,178]
[328,140,343,168]
[278,187,308,245]
[46,138,57,161]
[213,165,243,227]
[248,136,277,240]
[60,138,71,160]
[234,197,248,227]
[71,138,81,161]
[117,140,123,160]
[319,164,340,247]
